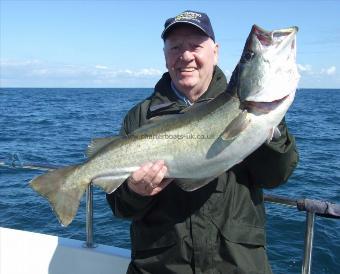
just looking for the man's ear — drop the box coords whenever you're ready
[163,47,170,70]
[213,43,219,65]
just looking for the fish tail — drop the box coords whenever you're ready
[30,165,87,227]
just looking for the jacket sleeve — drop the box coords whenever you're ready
[106,182,155,220]
[106,103,156,220]
[243,118,299,188]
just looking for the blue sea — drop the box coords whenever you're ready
[0,88,339,274]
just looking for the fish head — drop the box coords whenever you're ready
[237,24,300,107]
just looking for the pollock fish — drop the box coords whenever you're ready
[30,25,300,226]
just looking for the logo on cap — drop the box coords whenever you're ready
[175,11,202,23]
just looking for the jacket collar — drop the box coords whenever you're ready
[147,66,227,118]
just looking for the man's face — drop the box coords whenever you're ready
[164,25,219,97]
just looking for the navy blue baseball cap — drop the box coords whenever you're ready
[161,10,215,41]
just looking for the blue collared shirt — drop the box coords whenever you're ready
[171,82,193,107]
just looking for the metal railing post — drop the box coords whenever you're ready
[84,182,96,248]
[302,211,315,274]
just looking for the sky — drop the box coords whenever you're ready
[0,0,339,88]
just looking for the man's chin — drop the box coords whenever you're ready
[175,80,197,92]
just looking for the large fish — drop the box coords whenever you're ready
[30,25,300,226]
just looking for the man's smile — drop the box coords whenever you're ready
[178,67,196,73]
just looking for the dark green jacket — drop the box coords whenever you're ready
[107,66,299,274]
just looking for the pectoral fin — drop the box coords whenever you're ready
[266,126,281,143]
[92,175,128,194]
[221,110,251,141]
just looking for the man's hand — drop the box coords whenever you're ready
[127,160,173,196]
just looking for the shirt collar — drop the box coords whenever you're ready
[171,81,193,106]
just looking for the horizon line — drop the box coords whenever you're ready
[1,87,340,90]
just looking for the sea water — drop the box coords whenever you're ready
[0,88,339,273]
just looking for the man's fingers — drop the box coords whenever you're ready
[143,160,165,184]
[151,165,168,187]
[131,162,153,182]
[127,160,170,196]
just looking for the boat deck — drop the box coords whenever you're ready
[0,227,130,274]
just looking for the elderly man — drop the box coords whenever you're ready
[107,10,298,274]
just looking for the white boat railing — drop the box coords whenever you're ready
[1,155,339,274]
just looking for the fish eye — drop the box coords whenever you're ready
[241,50,255,63]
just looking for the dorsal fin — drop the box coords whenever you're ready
[86,136,119,158]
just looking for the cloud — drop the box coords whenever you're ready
[94,65,109,70]
[135,68,163,77]
[298,64,337,76]
[297,64,313,74]
[321,66,336,75]
[1,59,338,88]
[0,59,164,87]
[296,64,339,88]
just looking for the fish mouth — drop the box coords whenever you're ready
[243,94,290,113]
[252,24,298,46]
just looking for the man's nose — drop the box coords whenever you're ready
[180,49,194,62]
